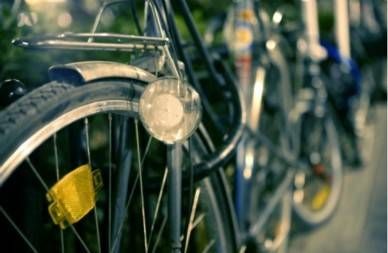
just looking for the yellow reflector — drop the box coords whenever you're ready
[46,164,103,229]
[311,184,331,211]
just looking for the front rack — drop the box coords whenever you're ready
[12,32,169,52]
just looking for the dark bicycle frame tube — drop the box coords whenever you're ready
[169,0,246,173]
[159,0,228,134]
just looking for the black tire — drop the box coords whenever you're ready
[0,80,236,253]
[292,114,343,228]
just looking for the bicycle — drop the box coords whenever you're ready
[255,0,344,229]
[219,2,296,251]
[0,0,245,252]
[205,1,342,251]
[0,0,344,252]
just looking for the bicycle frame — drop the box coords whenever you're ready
[334,0,351,58]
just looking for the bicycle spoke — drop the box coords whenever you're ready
[126,136,152,211]
[135,119,149,253]
[126,136,153,210]
[26,157,92,253]
[26,157,49,191]
[142,136,153,165]
[147,167,168,249]
[151,215,167,253]
[0,206,38,253]
[124,136,153,212]
[68,223,92,253]
[84,118,102,253]
[108,113,112,253]
[184,188,201,253]
[53,134,61,181]
[191,213,206,230]
[84,118,92,164]
[110,135,153,253]
[53,134,64,253]
[201,240,215,253]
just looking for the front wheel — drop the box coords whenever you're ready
[292,114,343,227]
[0,80,236,252]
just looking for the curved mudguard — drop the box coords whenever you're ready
[48,61,156,85]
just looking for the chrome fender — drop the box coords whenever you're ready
[49,61,156,84]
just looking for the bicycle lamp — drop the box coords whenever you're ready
[139,78,201,144]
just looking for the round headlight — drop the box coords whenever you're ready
[139,78,201,144]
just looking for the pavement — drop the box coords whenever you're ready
[288,105,387,253]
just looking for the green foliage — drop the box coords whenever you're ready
[0,1,140,88]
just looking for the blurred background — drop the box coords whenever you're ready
[0,0,386,252]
